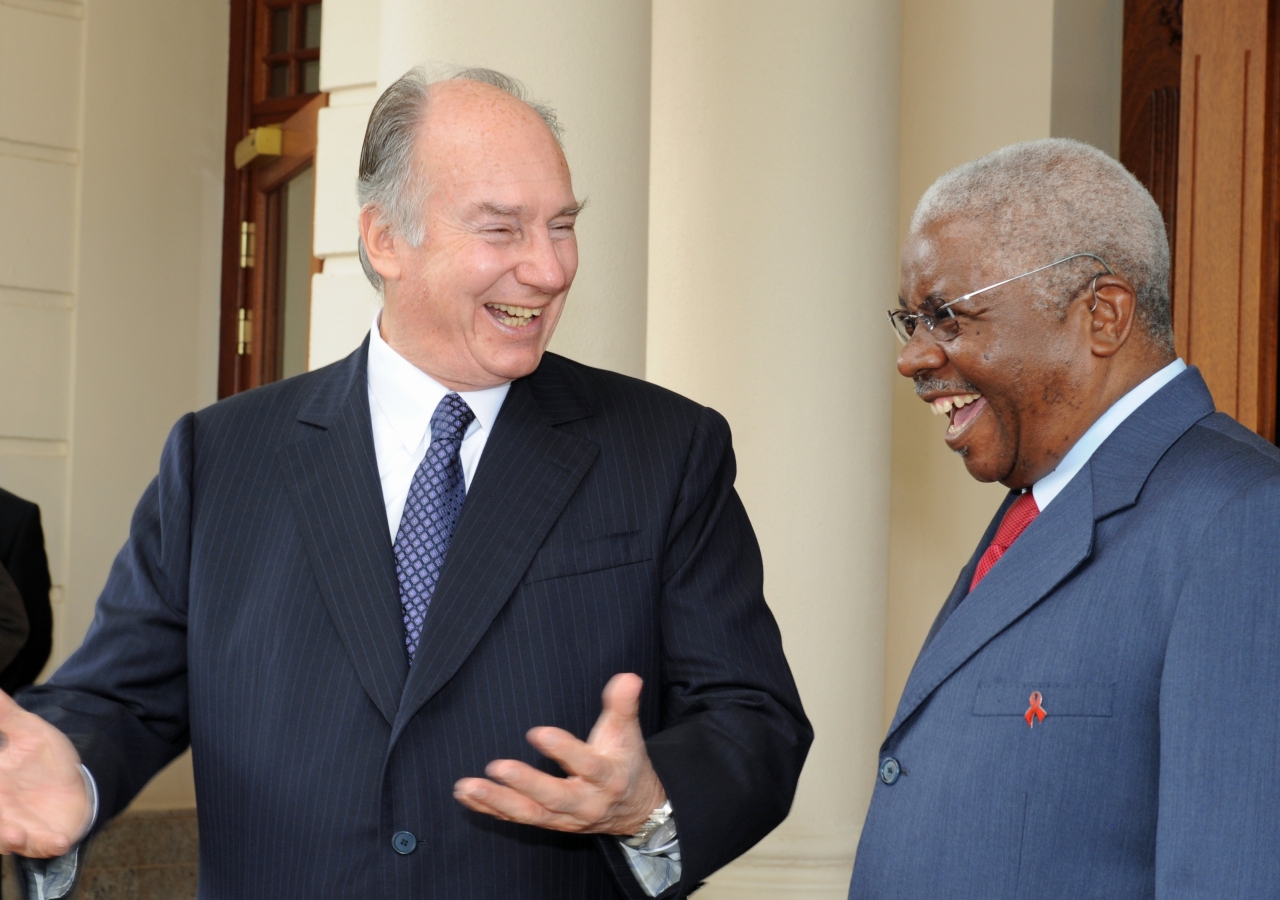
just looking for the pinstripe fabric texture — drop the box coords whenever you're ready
[851,367,1280,899]
[19,342,811,899]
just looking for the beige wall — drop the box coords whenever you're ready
[1051,0,1123,157]
[0,0,227,810]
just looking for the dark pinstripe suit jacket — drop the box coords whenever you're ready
[850,367,1280,898]
[20,342,811,899]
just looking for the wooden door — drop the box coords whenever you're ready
[1172,0,1280,439]
[1121,0,1183,286]
[218,0,327,398]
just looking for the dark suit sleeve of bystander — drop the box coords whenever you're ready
[16,416,196,825]
[0,566,28,672]
[1156,473,1280,896]
[0,490,52,693]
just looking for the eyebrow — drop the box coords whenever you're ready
[474,201,586,218]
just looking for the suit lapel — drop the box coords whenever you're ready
[390,369,598,743]
[885,365,1218,744]
[886,473,1094,741]
[279,340,408,726]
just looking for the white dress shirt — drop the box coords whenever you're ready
[367,314,510,540]
[1031,358,1187,510]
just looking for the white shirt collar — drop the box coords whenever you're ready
[366,312,510,454]
[1031,358,1187,511]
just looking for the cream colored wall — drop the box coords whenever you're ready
[310,0,383,370]
[0,0,227,811]
[647,2,899,895]
[0,0,82,680]
[1051,0,1123,157]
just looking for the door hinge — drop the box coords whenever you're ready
[239,221,256,268]
[237,308,253,355]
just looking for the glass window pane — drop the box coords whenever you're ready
[302,59,320,94]
[278,167,315,380]
[303,4,322,50]
[270,7,291,54]
[269,63,290,98]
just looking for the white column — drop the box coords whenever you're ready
[310,0,653,378]
[648,3,900,895]
[311,0,384,369]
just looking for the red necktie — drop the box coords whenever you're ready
[969,491,1039,591]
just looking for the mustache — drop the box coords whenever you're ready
[914,375,980,398]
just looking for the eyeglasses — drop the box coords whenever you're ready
[886,252,1113,345]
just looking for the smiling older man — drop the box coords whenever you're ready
[851,138,1280,898]
[0,68,810,900]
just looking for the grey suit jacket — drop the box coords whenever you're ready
[851,367,1280,899]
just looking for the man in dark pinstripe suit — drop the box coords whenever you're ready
[0,68,811,899]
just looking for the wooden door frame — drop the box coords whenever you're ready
[1172,0,1280,440]
[218,0,326,399]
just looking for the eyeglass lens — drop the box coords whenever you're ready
[890,308,960,345]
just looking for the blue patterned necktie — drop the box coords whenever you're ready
[394,393,475,663]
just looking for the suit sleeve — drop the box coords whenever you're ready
[617,406,812,898]
[17,414,196,824]
[1156,476,1280,897]
[0,565,29,671]
[0,500,53,692]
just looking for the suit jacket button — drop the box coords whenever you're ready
[392,831,417,854]
[879,757,901,785]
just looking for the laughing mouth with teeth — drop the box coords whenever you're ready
[485,302,544,328]
[930,392,987,436]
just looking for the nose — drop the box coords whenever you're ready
[515,226,572,295]
[896,330,948,379]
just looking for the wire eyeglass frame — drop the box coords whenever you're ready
[887,252,1114,345]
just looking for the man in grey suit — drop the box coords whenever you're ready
[853,138,1280,897]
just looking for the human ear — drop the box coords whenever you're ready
[358,206,403,283]
[1085,275,1137,358]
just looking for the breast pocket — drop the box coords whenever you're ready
[972,682,1115,718]
[523,529,652,584]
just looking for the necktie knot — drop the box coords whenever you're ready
[969,490,1039,592]
[430,393,475,445]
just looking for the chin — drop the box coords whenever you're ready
[959,448,1014,485]
[483,349,546,382]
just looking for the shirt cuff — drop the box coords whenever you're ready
[15,765,98,900]
[618,824,681,897]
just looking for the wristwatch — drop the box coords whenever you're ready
[624,800,677,853]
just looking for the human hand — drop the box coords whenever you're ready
[0,691,92,857]
[454,673,666,835]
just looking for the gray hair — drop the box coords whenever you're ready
[356,66,564,290]
[910,138,1174,353]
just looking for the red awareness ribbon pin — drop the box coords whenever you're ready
[1024,691,1046,728]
